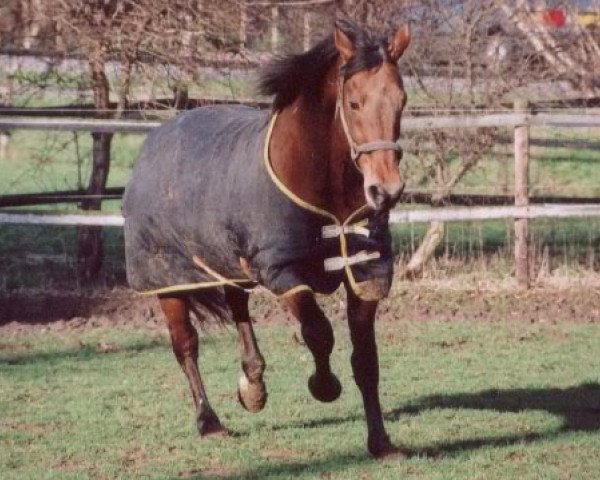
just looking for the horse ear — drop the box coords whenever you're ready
[388,24,411,63]
[334,22,356,63]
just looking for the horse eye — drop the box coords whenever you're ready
[349,101,360,111]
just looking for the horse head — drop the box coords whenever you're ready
[334,20,411,211]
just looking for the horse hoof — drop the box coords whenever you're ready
[237,374,267,413]
[368,436,407,460]
[308,372,342,403]
[197,414,228,438]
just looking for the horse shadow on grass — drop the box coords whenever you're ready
[0,338,168,366]
[180,383,600,479]
[385,382,600,456]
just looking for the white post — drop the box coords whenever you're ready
[303,11,311,51]
[514,99,530,288]
[240,2,247,48]
[271,5,279,53]
[0,132,9,161]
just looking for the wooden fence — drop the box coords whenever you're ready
[1,111,598,133]
[1,110,599,287]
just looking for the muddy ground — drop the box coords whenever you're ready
[1,275,598,334]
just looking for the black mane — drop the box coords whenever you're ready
[258,20,391,111]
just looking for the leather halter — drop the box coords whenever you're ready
[335,72,403,172]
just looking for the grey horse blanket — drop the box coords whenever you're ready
[123,106,394,301]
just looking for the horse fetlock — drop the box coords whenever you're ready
[308,371,342,403]
[237,373,267,413]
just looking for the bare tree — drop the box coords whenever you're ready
[334,1,506,275]
[334,0,598,276]
[497,0,600,97]
[42,1,265,280]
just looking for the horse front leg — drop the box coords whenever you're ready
[224,286,267,412]
[159,294,227,437]
[346,286,402,459]
[283,290,341,402]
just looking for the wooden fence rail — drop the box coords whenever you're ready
[2,204,599,228]
[3,188,600,209]
[1,112,599,133]
[1,110,599,288]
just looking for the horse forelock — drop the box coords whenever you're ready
[258,22,389,111]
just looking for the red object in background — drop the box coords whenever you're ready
[541,9,567,28]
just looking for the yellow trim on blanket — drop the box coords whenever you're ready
[264,114,380,300]
[136,279,254,296]
[137,115,378,301]
[192,255,258,293]
[278,284,314,299]
[264,114,340,225]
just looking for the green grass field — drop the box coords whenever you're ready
[2,319,600,479]
[0,131,141,198]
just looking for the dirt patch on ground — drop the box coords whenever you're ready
[0,277,598,335]
[0,289,162,333]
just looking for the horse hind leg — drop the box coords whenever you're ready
[224,286,267,412]
[158,294,227,437]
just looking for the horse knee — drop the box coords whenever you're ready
[301,316,334,357]
[284,291,334,356]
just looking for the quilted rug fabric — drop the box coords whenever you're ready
[123,105,394,301]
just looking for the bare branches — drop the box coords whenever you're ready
[497,0,600,96]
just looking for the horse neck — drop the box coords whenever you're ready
[268,76,365,221]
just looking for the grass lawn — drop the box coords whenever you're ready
[0,130,142,199]
[2,319,600,479]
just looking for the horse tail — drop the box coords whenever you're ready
[187,288,231,326]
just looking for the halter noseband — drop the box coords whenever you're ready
[335,72,403,171]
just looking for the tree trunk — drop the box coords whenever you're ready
[0,57,13,161]
[77,56,113,282]
[400,221,445,279]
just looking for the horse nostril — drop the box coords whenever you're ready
[368,185,381,200]
[367,185,390,209]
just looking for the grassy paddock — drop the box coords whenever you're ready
[0,131,142,198]
[2,319,600,479]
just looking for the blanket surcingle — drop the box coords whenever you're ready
[123,106,394,301]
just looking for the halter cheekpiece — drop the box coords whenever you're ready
[335,69,403,171]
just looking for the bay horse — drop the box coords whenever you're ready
[123,20,410,458]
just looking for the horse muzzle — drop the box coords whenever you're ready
[365,180,404,211]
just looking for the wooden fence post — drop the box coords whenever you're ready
[514,99,530,288]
